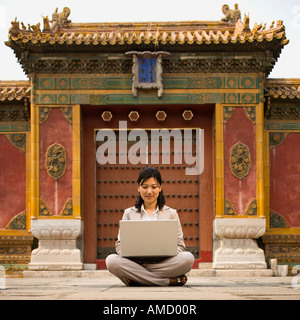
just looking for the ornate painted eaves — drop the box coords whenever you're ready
[6,5,289,76]
[0,81,30,102]
[265,79,300,101]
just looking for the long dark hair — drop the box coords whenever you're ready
[135,167,165,211]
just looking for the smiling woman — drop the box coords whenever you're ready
[105,167,195,286]
[136,167,164,215]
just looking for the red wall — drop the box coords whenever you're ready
[39,108,72,215]
[224,108,256,214]
[270,133,300,227]
[0,135,26,228]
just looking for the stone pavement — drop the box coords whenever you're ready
[0,270,299,300]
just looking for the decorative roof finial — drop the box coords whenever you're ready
[221,3,241,25]
[49,7,71,33]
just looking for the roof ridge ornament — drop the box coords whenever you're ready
[221,3,241,25]
[48,7,71,33]
[9,7,71,35]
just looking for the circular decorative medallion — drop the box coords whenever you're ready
[46,142,67,180]
[230,142,251,179]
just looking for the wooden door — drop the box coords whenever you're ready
[96,129,200,259]
[82,104,214,266]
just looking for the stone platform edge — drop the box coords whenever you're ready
[22,268,274,278]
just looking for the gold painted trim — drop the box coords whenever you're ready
[264,228,300,235]
[35,215,78,219]
[215,103,224,217]
[264,130,270,228]
[31,80,39,219]
[0,229,33,236]
[36,88,261,95]
[26,132,31,229]
[221,215,265,219]
[72,105,81,218]
[256,102,265,218]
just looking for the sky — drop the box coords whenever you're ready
[0,0,299,80]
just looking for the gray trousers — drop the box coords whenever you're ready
[105,252,194,286]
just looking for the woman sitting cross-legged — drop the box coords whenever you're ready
[105,167,195,286]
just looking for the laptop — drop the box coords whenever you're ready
[119,220,178,259]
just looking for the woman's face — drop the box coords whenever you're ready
[138,177,162,207]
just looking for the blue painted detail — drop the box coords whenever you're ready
[138,58,157,83]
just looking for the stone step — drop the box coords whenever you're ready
[22,268,273,278]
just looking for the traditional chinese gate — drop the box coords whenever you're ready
[81,103,214,266]
[96,130,200,259]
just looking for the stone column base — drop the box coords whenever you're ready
[213,238,267,269]
[29,219,83,271]
[213,218,268,270]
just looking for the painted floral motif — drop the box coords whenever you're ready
[39,199,52,216]
[5,211,26,229]
[269,132,289,149]
[46,142,67,179]
[224,199,237,215]
[60,199,73,216]
[6,134,26,152]
[230,142,251,179]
